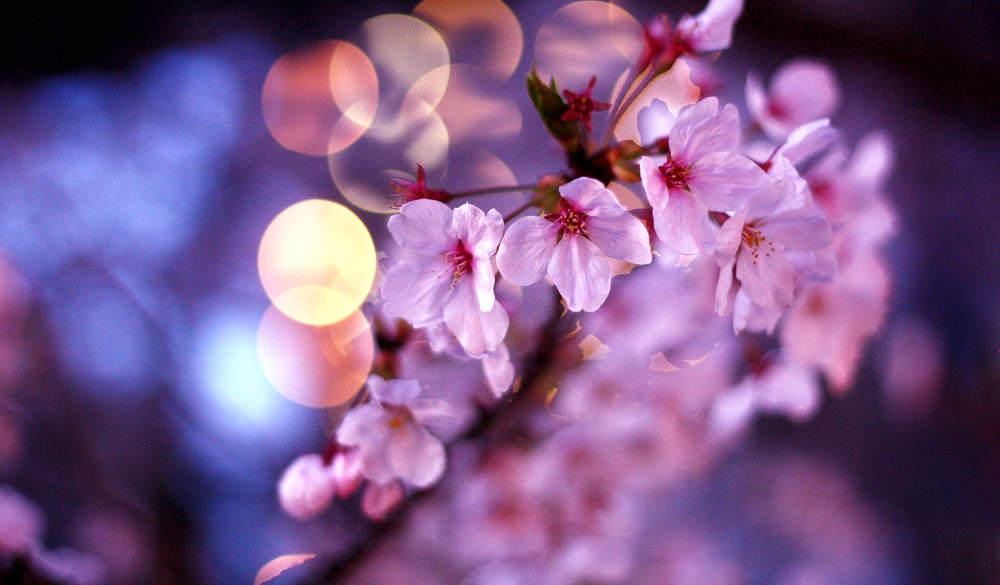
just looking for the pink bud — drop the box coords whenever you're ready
[277,454,338,520]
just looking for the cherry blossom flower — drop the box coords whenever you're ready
[337,375,450,489]
[746,59,840,141]
[0,485,44,555]
[639,97,771,255]
[806,131,896,248]
[561,76,610,133]
[714,178,833,330]
[496,177,651,312]
[780,249,891,394]
[390,164,449,208]
[381,200,508,357]
[676,0,744,54]
[710,357,822,440]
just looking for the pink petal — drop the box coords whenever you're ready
[388,199,454,253]
[472,253,497,313]
[482,343,514,397]
[559,178,628,219]
[496,216,558,286]
[548,236,612,312]
[734,242,795,310]
[380,252,451,328]
[368,375,421,405]
[443,277,509,356]
[732,289,783,333]
[715,255,736,316]
[848,131,894,192]
[688,151,770,211]
[585,213,652,265]
[388,423,446,488]
[770,60,839,127]
[671,98,741,162]
[636,98,677,145]
[776,119,838,166]
[760,208,833,252]
[744,73,768,127]
[639,157,669,210]
[651,188,716,254]
[451,204,504,258]
[361,480,405,520]
[676,0,744,52]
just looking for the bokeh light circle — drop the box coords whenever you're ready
[258,306,374,409]
[535,1,642,91]
[413,0,523,80]
[362,14,451,105]
[262,40,378,156]
[258,199,377,326]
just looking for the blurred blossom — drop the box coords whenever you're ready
[277,453,342,520]
[746,59,840,141]
[881,317,944,425]
[0,485,44,556]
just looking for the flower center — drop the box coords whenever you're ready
[443,243,473,286]
[554,203,588,238]
[383,403,413,430]
[741,226,776,265]
[658,158,691,189]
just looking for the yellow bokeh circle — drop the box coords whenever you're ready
[258,199,377,326]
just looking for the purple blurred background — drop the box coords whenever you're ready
[0,1,997,583]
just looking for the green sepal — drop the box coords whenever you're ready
[526,65,581,151]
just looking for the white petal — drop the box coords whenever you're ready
[586,213,651,265]
[651,188,716,254]
[496,216,558,286]
[380,252,452,327]
[548,236,612,312]
[388,423,446,488]
[388,199,454,253]
[688,152,770,211]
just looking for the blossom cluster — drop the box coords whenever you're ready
[272,0,897,579]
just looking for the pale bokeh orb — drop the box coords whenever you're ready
[257,306,374,409]
[258,199,377,326]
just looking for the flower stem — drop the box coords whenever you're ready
[449,184,538,199]
[502,199,538,223]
